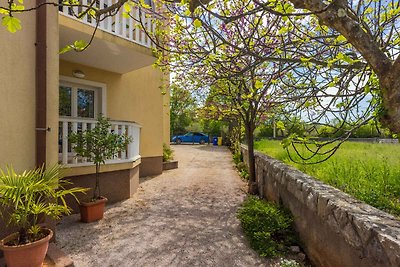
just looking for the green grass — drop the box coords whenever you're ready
[254,139,400,217]
[238,196,298,257]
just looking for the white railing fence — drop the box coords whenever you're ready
[59,0,156,48]
[59,117,140,166]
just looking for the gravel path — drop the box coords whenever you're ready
[56,145,274,267]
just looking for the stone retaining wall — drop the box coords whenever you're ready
[241,145,400,267]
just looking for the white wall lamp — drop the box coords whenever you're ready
[72,70,85,79]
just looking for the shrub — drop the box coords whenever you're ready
[0,165,86,244]
[237,196,298,257]
[280,259,301,267]
[232,153,249,180]
[236,162,249,180]
[233,152,243,165]
[163,143,174,162]
[257,124,274,138]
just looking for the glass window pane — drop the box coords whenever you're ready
[59,86,71,116]
[77,89,95,118]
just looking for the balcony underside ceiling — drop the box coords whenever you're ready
[59,25,156,74]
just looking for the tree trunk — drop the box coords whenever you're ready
[245,124,258,195]
[94,163,100,199]
[380,74,400,134]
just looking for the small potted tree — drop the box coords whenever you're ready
[0,165,86,267]
[69,115,132,223]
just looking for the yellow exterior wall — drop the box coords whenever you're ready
[0,5,59,172]
[163,77,171,146]
[47,6,61,168]
[59,60,165,158]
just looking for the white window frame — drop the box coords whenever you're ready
[59,76,107,118]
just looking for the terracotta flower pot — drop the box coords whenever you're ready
[0,228,53,267]
[79,197,108,223]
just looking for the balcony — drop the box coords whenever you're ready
[59,1,158,73]
[59,117,141,167]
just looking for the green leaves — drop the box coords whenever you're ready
[0,0,25,32]
[335,35,347,43]
[276,121,285,131]
[255,80,264,89]
[0,165,87,243]
[193,18,202,28]
[238,196,297,257]
[2,16,21,33]
[69,115,132,166]
[59,40,89,54]
[123,2,132,18]
[69,115,132,199]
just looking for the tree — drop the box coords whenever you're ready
[69,115,132,200]
[170,83,197,136]
[181,0,400,136]
[162,2,290,193]
[151,0,397,163]
[3,0,400,169]
[3,0,400,133]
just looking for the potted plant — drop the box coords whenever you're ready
[69,115,132,223]
[162,143,178,170]
[0,164,86,267]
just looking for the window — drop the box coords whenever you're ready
[59,86,72,116]
[59,82,102,119]
[77,88,95,118]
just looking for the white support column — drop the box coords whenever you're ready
[151,18,156,47]
[71,122,78,164]
[81,122,87,163]
[133,126,140,158]
[146,15,152,47]
[141,11,146,45]
[107,0,112,31]
[127,125,134,159]
[129,13,134,40]
[122,12,127,38]
[134,8,140,43]
[73,2,79,17]
[62,122,69,165]
[114,5,120,35]
[82,0,88,23]
[99,0,105,28]
[60,3,66,14]
[113,124,119,159]
[121,125,126,159]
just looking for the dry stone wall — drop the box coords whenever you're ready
[241,145,400,267]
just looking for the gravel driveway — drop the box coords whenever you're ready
[56,145,273,267]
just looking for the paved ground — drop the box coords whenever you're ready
[56,145,275,267]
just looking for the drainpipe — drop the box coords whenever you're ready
[35,0,47,167]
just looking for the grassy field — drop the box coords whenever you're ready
[254,139,400,217]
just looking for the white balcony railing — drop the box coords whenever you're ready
[59,1,156,48]
[59,117,141,167]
